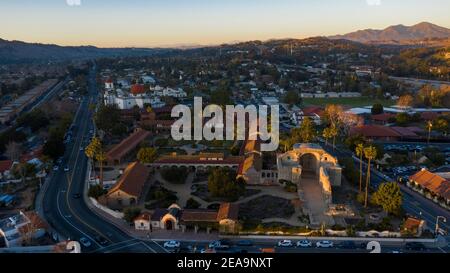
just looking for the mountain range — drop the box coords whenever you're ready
[329,22,450,45]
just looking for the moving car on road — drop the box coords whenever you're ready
[64,166,70,172]
[316,240,334,248]
[277,240,293,247]
[79,237,91,248]
[164,240,181,249]
[95,235,108,246]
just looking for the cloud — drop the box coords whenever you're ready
[366,0,381,6]
[66,0,81,6]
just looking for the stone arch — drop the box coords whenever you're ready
[298,152,320,178]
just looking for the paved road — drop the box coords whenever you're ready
[41,64,167,253]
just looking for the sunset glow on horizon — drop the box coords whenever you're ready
[1,0,450,48]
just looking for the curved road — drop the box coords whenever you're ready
[41,64,165,253]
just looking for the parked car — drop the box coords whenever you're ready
[339,241,356,249]
[79,237,91,248]
[236,240,253,247]
[53,165,59,171]
[296,240,312,248]
[404,242,426,251]
[164,240,181,249]
[64,166,70,172]
[208,240,222,249]
[316,240,334,248]
[277,240,293,247]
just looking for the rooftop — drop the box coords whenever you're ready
[107,162,150,198]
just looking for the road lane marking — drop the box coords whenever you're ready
[104,242,143,253]
[152,240,170,253]
[140,242,157,253]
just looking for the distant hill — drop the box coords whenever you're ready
[0,39,170,64]
[329,22,450,45]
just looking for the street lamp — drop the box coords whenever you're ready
[435,216,447,235]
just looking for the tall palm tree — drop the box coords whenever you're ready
[426,121,433,143]
[355,143,364,193]
[330,125,338,150]
[95,150,106,187]
[363,146,377,208]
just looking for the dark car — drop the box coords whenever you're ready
[236,240,253,247]
[72,193,81,199]
[405,242,426,251]
[339,241,356,249]
[219,239,232,246]
[95,235,109,246]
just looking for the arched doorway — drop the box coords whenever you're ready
[299,153,319,178]
[165,219,174,230]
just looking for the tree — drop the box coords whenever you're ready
[426,120,433,143]
[434,118,449,135]
[324,104,344,128]
[296,117,316,143]
[137,147,158,164]
[88,184,107,199]
[283,90,301,106]
[363,146,377,208]
[355,143,365,193]
[123,207,142,223]
[371,182,402,215]
[208,168,245,201]
[397,95,414,109]
[94,104,122,135]
[322,127,332,146]
[85,137,106,186]
[396,112,410,126]
[185,198,201,209]
[5,141,22,162]
[371,103,384,115]
[85,137,101,181]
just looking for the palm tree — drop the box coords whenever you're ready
[329,125,338,150]
[363,146,377,208]
[95,150,106,187]
[85,137,101,180]
[355,143,364,193]
[426,120,433,143]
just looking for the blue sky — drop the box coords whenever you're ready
[1,0,449,47]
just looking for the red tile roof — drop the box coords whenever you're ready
[181,210,218,222]
[350,125,400,138]
[131,84,146,95]
[409,169,450,200]
[421,112,439,121]
[106,129,151,161]
[371,113,395,122]
[153,153,244,165]
[302,106,324,116]
[390,127,418,137]
[217,203,239,221]
[107,162,150,198]
[0,160,13,172]
[134,212,151,222]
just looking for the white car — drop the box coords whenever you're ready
[53,165,59,171]
[277,240,293,247]
[79,237,91,248]
[296,240,312,248]
[316,240,334,248]
[208,241,221,249]
[64,166,70,172]
[164,240,180,249]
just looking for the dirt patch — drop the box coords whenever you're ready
[239,195,295,221]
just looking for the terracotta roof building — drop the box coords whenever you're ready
[130,84,146,95]
[152,153,244,169]
[106,128,151,165]
[349,125,400,141]
[106,162,150,209]
[409,169,450,204]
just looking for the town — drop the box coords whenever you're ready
[0,1,449,256]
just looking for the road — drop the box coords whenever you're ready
[321,142,450,251]
[40,63,167,253]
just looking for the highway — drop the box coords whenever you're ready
[40,64,167,253]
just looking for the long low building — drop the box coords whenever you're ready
[105,128,151,165]
[408,169,450,207]
[151,153,244,170]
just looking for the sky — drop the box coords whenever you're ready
[1,0,449,48]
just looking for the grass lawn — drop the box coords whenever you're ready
[302,97,395,107]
